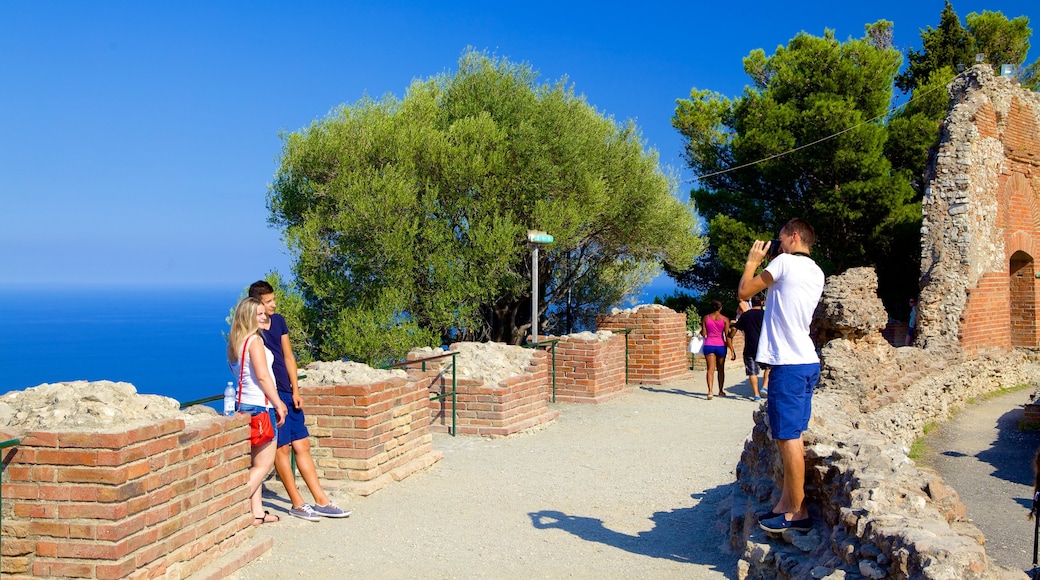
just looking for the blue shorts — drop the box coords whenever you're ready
[702,344,727,359]
[276,391,310,447]
[237,403,277,441]
[765,363,820,440]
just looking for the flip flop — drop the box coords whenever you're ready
[252,510,280,526]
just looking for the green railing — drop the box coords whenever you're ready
[616,328,635,384]
[523,338,559,403]
[1,436,21,567]
[179,394,223,409]
[387,351,459,436]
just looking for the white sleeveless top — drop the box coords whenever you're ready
[229,335,274,408]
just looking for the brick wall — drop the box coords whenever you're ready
[960,273,1012,354]
[0,415,261,579]
[596,306,692,384]
[552,334,627,403]
[920,66,1040,354]
[422,348,559,437]
[300,376,443,497]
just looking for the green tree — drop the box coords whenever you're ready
[671,23,916,307]
[268,50,703,364]
[897,1,1039,93]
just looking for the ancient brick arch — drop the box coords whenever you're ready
[919,65,1040,355]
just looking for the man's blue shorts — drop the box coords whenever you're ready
[702,344,727,359]
[276,391,310,448]
[766,363,820,440]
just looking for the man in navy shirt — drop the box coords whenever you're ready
[732,295,768,401]
[249,280,350,521]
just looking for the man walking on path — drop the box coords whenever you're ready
[737,218,824,533]
[249,280,351,522]
[731,295,767,401]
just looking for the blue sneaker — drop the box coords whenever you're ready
[312,502,351,518]
[759,514,813,533]
[753,396,761,402]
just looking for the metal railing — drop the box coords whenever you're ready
[523,338,559,402]
[616,328,635,384]
[387,351,459,436]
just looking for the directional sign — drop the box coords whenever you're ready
[527,231,554,244]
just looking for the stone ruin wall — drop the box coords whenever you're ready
[919,64,1040,355]
[730,268,1040,579]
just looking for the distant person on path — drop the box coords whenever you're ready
[228,296,288,526]
[905,298,918,346]
[249,280,351,521]
[701,299,736,399]
[732,295,767,401]
[738,218,824,534]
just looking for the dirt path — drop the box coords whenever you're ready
[226,368,759,579]
[922,388,1040,576]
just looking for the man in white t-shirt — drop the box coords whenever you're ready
[737,218,825,534]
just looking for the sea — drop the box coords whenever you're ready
[0,286,241,408]
[0,277,680,405]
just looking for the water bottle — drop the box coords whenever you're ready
[223,382,236,416]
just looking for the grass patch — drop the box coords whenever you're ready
[909,421,940,462]
[977,383,1032,402]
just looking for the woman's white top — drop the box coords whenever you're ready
[229,335,274,408]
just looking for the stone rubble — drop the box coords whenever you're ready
[299,360,407,386]
[448,342,536,386]
[563,330,615,342]
[0,380,213,432]
[609,303,669,315]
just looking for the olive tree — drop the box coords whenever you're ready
[268,50,703,364]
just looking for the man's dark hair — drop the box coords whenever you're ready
[782,218,816,248]
[248,280,275,298]
[751,295,764,307]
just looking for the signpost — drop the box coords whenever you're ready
[527,230,554,344]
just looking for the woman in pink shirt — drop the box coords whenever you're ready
[701,299,736,399]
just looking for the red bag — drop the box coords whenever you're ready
[237,336,275,447]
[247,410,275,446]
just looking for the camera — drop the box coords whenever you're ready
[766,239,782,258]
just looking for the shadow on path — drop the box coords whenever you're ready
[975,405,1040,490]
[528,484,735,574]
[639,379,757,401]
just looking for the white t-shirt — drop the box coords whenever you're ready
[229,335,274,407]
[756,253,825,366]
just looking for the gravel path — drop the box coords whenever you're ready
[922,387,1040,577]
[227,369,758,579]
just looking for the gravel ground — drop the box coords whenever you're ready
[922,387,1040,577]
[227,369,758,579]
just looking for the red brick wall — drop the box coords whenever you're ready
[0,416,259,579]
[422,349,559,437]
[553,334,627,403]
[597,307,692,384]
[961,272,1012,354]
[957,95,1040,354]
[300,376,443,496]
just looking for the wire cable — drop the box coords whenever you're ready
[687,81,948,183]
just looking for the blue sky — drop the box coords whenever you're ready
[2,1,1037,288]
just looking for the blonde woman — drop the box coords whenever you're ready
[228,296,288,526]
